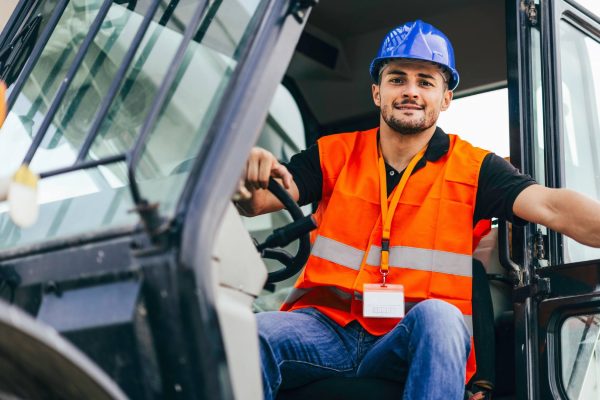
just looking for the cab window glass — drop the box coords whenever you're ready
[558,21,600,263]
[573,0,600,17]
[0,0,264,251]
[561,314,600,399]
[531,27,546,188]
[244,85,307,307]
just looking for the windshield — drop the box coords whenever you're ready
[0,0,263,251]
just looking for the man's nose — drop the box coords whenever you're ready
[401,81,420,99]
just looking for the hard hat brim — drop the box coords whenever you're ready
[369,57,460,91]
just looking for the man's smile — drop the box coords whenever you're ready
[394,102,424,111]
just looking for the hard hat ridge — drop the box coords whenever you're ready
[369,20,460,90]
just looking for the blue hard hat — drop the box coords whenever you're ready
[369,20,459,90]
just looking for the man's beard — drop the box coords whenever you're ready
[381,103,436,135]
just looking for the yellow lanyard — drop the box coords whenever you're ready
[378,145,427,282]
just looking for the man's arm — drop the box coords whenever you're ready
[513,185,600,247]
[234,147,300,217]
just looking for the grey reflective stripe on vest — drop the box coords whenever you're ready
[311,235,472,277]
[463,315,473,336]
[284,286,352,305]
[284,288,310,305]
[366,245,472,277]
[311,235,363,270]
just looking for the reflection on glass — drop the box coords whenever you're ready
[0,0,263,251]
[529,27,551,262]
[531,28,545,188]
[561,314,600,399]
[559,21,600,263]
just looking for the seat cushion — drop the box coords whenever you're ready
[277,377,403,400]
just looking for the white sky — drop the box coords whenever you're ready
[437,88,510,157]
[576,0,600,17]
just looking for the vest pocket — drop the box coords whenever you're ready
[442,180,476,205]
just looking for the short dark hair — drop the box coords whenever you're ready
[376,60,389,85]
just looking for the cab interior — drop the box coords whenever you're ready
[251,0,516,398]
[0,0,517,398]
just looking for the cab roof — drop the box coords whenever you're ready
[287,0,506,131]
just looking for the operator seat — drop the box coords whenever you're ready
[277,259,495,400]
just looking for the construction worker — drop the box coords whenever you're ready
[235,20,600,400]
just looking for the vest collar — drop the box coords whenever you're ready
[425,126,450,162]
[380,126,449,173]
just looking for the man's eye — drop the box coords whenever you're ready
[390,78,404,84]
[420,80,434,87]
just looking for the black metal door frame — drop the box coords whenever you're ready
[506,0,543,398]
[511,0,600,399]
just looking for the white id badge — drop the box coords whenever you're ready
[363,283,405,318]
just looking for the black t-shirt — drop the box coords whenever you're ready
[285,127,536,225]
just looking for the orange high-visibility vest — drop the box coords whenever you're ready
[282,128,489,382]
[0,81,6,128]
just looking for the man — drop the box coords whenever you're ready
[236,20,600,400]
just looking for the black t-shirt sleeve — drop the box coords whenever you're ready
[474,153,537,225]
[283,144,323,206]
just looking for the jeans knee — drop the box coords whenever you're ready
[256,312,284,345]
[256,311,309,355]
[409,300,469,340]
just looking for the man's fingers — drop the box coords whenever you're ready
[257,156,272,189]
[282,168,293,189]
[272,162,293,189]
[244,147,293,191]
[246,154,260,190]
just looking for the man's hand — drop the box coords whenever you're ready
[232,178,252,202]
[244,147,293,190]
[234,147,299,217]
[513,184,600,247]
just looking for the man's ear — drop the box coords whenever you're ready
[372,84,381,107]
[440,89,453,111]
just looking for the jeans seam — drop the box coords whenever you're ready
[397,323,417,357]
[356,329,364,365]
[278,359,354,373]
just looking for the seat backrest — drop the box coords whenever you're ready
[470,258,496,391]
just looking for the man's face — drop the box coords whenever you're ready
[372,59,453,135]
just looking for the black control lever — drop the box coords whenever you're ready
[256,178,317,283]
[256,215,316,252]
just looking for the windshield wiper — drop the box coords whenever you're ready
[7,0,69,111]
[0,14,42,86]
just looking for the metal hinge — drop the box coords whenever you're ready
[525,1,539,27]
[533,229,548,261]
[513,275,551,303]
[288,0,318,24]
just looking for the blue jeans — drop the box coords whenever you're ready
[257,299,470,400]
